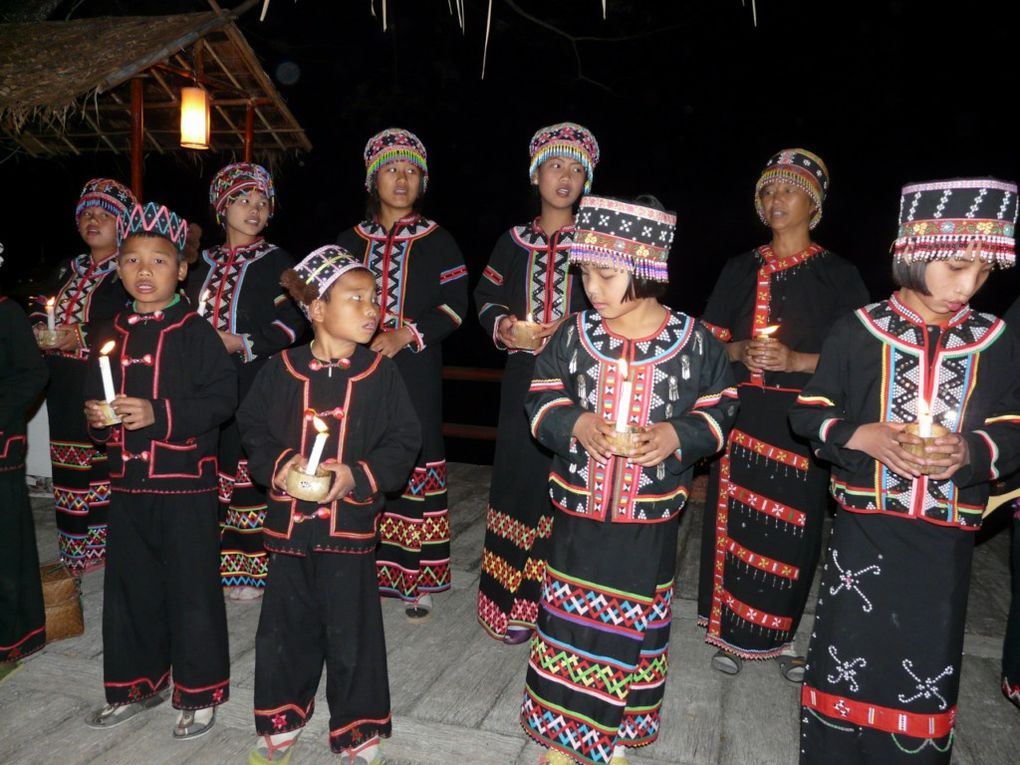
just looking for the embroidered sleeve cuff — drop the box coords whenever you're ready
[952,431,996,487]
[403,321,425,353]
[822,419,857,448]
[240,333,256,363]
[492,314,509,351]
[270,319,298,347]
[351,460,379,501]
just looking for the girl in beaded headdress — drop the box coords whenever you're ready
[695,149,870,681]
[522,195,738,765]
[30,178,135,574]
[336,128,469,621]
[474,122,598,645]
[789,178,1020,763]
[184,162,305,601]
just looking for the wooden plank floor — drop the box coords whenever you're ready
[1,463,1017,764]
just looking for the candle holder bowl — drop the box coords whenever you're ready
[511,321,544,350]
[38,328,70,348]
[97,401,121,427]
[902,422,950,475]
[286,466,331,502]
[606,425,642,457]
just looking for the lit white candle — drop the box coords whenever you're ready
[46,297,56,331]
[98,340,117,402]
[755,324,780,340]
[917,398,932,438]
[615,358,633,432]
[196,288,210,318]
[305,415,329,475]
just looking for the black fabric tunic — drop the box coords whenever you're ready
[0,297,49,662]
[185,238,305,589]
[336,215,468,602]
[789,295,1020,764]
[473,221,587,640]
[237,344,421,751]
[84,297,236,709]
[696,245,870,658]
[32,252,129,572]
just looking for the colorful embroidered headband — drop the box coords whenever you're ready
[754,148,829,230]
[569,196,676,283]
[117,203,188,255]
[892,178,1017,268]
[363,128,429,193]
[292,245,372,317]
[75,178,136,223]
[528,122,601,194]
[209,162,276,225]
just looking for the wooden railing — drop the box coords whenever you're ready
[441,366,503,441]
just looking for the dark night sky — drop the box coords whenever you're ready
[3,0,1019,459]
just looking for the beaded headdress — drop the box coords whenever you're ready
[528,122,600,194]
[569,196,676,283]
[209,163,276,225]
[363,128,429,193]
[75,178,136,223]
[117,203,188,256]
[754,148,829,229]
[291,245,371,317]
[892,178,1017,268]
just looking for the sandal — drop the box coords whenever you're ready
[776,654,808,683]
[710,649,742,675]
[84,691,167,729]
[405,593,433,622]
[249,732,298,764]
[173,706,216,740]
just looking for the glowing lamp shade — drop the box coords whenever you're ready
[180,87,210,150]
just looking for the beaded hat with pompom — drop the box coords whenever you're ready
[209,163,276,225]
[528,122,600,194]
[754,149,829,230]
[289,245,371,317]
[75,178,136,224]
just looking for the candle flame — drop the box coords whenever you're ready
[756,324,780,338]
[99,340,116,355]
[46,296,55,308]
[312,415,329,434]
[525,312,533,323]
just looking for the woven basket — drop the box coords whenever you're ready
[40,562,83,643]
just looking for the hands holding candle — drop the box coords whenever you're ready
[278,411,356,502]
[737,324,817,375]
[36,296,76,350]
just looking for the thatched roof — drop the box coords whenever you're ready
[0,8,311,158]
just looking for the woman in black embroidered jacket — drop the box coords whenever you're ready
[474,122,598,645]
[185,162,305,599]
[336,128,468,620]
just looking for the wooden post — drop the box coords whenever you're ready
[244,101,254,162]
[130,78,144,199]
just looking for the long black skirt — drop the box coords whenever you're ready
[477,352,555,640]
[698,385,830,658]
[801,511,972,764]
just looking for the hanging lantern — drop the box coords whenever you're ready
[180,86,210,150]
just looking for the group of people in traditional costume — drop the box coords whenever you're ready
[1,118,1019,765]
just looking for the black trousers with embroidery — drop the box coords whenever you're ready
[254,550,391,753]
[1003,512,1020,703]
[0,467,46,661]
[102,492,229,709]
